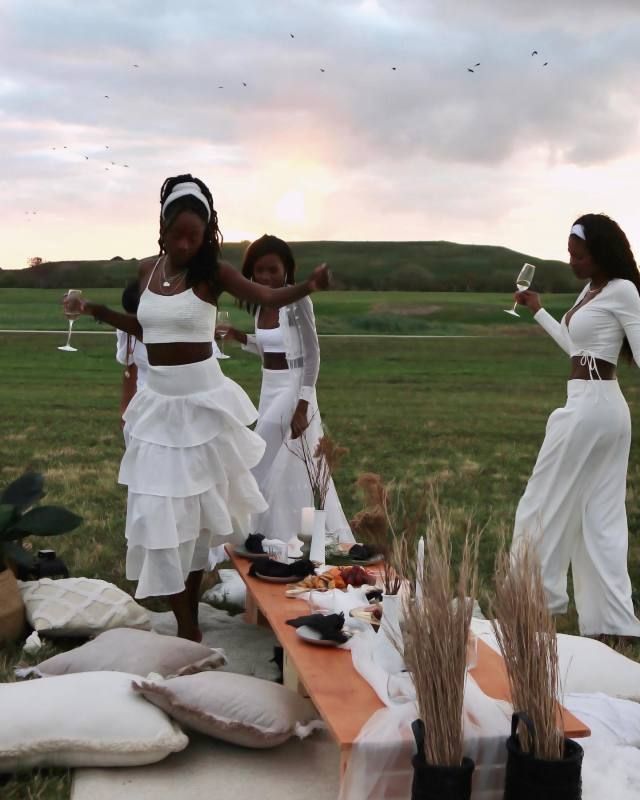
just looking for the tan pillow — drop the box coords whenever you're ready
[132,672,321,749]
[0,672,188,771]
[16,628,227,679]
[18,578,151,637]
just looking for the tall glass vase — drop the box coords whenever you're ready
[309,509,326,564]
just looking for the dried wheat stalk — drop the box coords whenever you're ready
[491,540,564,760]
[350,473,426,594]
[396,499,479,767]
[286,432,347,510]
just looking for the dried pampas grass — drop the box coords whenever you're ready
[350,473,426,595]
[491,539,564,760]
[396,497,480,767]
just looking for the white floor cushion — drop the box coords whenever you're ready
[18,578,151,637]
[15,627,226,679]
[0,672,188,771]
[132,672,322,748]
[471,619,640,700]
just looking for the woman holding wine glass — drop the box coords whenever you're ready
[214,235,353,549]
[512,213,640,642]
[62,175,330,641]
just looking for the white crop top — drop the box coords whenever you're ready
[137,258,216,344]
[255,325,285,353]
[534,278,640,368]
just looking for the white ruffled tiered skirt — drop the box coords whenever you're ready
[119,356,267,598]
[250,367,353,543]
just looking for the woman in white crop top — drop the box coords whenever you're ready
[216,235,353,547]
[512,213,640,641]
[63,175,330,641]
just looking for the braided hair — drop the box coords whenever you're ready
[158,174,223,296]
[573,213,640,363]
[240,234,296,313]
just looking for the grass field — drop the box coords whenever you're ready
[1,289,639,798]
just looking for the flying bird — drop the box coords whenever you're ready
[218,85,224,89]
[290,33,294,38]
[392,66,397,71]
[543,61,549,66]
[320,68,325,72]
[467,68,475,73]
[132,64,139,68]
[474,62,480,66]
[104,95,110,99]
[531,50,538,56]
[242,81,247,86]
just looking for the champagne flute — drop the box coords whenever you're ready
[58,289,82,352]
[504,263,536,317]
[216,309,231,359]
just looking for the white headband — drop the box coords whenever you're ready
[570,223,586,240]
[161,181,211,221]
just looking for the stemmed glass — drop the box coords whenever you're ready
[216,310,231,359]
[504,263,536,317]
[58,289,82,352]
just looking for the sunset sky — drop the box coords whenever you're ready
[2,0,640,269]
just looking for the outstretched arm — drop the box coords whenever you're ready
[218,261,330,308]
[62,293,143,338]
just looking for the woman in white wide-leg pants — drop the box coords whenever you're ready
[216,235,353,547]
[512,213,640,639]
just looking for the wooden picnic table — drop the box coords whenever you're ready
[226,545,589,773]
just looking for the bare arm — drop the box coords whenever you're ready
[62,258,154,339]
[86,304,143,338]
[218,261,330,308]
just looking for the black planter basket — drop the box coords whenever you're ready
[411,719,475,800]
[504,712,583,800]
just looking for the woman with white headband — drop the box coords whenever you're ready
[512,213,640,643]
[63,174,330,641]
[215,234,353,549]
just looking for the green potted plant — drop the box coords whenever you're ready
[0,471,83,643]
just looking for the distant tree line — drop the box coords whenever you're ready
[0,242,579,293]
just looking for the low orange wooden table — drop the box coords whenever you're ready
[227,546,589,774]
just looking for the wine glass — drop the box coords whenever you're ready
[504,263,536,317]
[216,310,231,359]
[58,289,82,352]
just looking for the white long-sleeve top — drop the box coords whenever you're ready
[534,278,640,367]
[242,296,320,403]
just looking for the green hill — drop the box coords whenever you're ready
[0,241,577,293]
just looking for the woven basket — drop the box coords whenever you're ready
[0,567,25,643]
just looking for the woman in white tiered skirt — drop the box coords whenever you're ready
[64,177,330,640]
[217,235,353,547]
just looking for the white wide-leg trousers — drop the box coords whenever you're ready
[512,380,640,637]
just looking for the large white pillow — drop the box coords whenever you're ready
[15,628,226,679]
[0,672,188,771]
[18,578,151,637]
[556,634,640,701]
[132,672,322,748]
[471,619,640,701]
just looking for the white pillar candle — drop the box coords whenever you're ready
[300,506,315,537]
